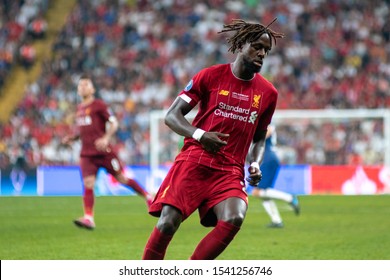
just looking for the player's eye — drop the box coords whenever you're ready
[252,44,269,53]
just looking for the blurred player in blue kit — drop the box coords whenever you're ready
[252,125,300,228]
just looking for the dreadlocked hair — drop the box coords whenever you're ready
[218,18,284,54]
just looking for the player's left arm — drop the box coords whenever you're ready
[104,115,119,140]
[246,91,278,186]
[246,128,267,186]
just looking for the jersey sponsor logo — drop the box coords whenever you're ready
[232,92,249,101]
[218,90,229,96]
[85,108,91,115]
[252,94,261,108]
[76,115,92,126]
[248,111,258,124]
[218,102,250,114]
[215,109,248,121]
[184,80,193,91]
[215,102,252,122]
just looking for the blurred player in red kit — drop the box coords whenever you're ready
[142,19,284,259]
[63,75,153,230]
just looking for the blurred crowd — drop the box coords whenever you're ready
[0,0,389,169]
[0,0,48,88]
[275,118,385,165]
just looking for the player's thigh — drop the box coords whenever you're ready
[151,161,214,222]
[213,197,247,226]
[99,152,124,176]
[199,170,248,227]
[80,157,99,181]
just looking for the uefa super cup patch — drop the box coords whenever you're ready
[184,79,193,91]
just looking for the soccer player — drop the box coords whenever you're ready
[62,75,153,230]
[251,125,300,228]
[143,19,284,260]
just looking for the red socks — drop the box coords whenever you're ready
[190,220,240,260]
[142,227,173,260]
[142,221,240,260]
[83,188,94,217]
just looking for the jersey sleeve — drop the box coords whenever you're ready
[257,88,278,131]
[97,100,114,122]
[178,68,209,107]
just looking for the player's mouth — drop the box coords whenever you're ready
[253,60,262,67]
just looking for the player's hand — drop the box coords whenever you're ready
[95,136,109,151]
[246,164,262,186]
[61,136,73,146]
[200,132,229,154]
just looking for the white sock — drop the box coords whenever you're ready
[84,214,94,221]
[262,200,282,224]
[260,188,293,203]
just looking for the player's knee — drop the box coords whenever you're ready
[114,173,126,184]
[224,213,245,227]
[83,178,95,189]
[84,185,94,190]
[157,205,182,235]
[156,219,179,235]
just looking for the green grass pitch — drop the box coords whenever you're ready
[1,195,389,260]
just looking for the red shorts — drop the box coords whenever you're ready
[80,152,124,178]
[149,160,248,227]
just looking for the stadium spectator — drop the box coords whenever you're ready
[251,125,300,228]
[27,13,47,39]
[0,46,13,89]
[9,143,28,195]
[62,75,153,230]
[142,18,282,260]
[18,38,36,70]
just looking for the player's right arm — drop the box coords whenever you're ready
[165,97,229,154]
[62,112,80,146]
[62,134,79,145]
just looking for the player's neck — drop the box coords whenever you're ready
[231,61,255,81]
[81,95,95,105]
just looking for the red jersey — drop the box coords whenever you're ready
[175,63,278,173]
[76,99,114,157]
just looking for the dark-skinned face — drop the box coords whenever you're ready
[241,33,271,74]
